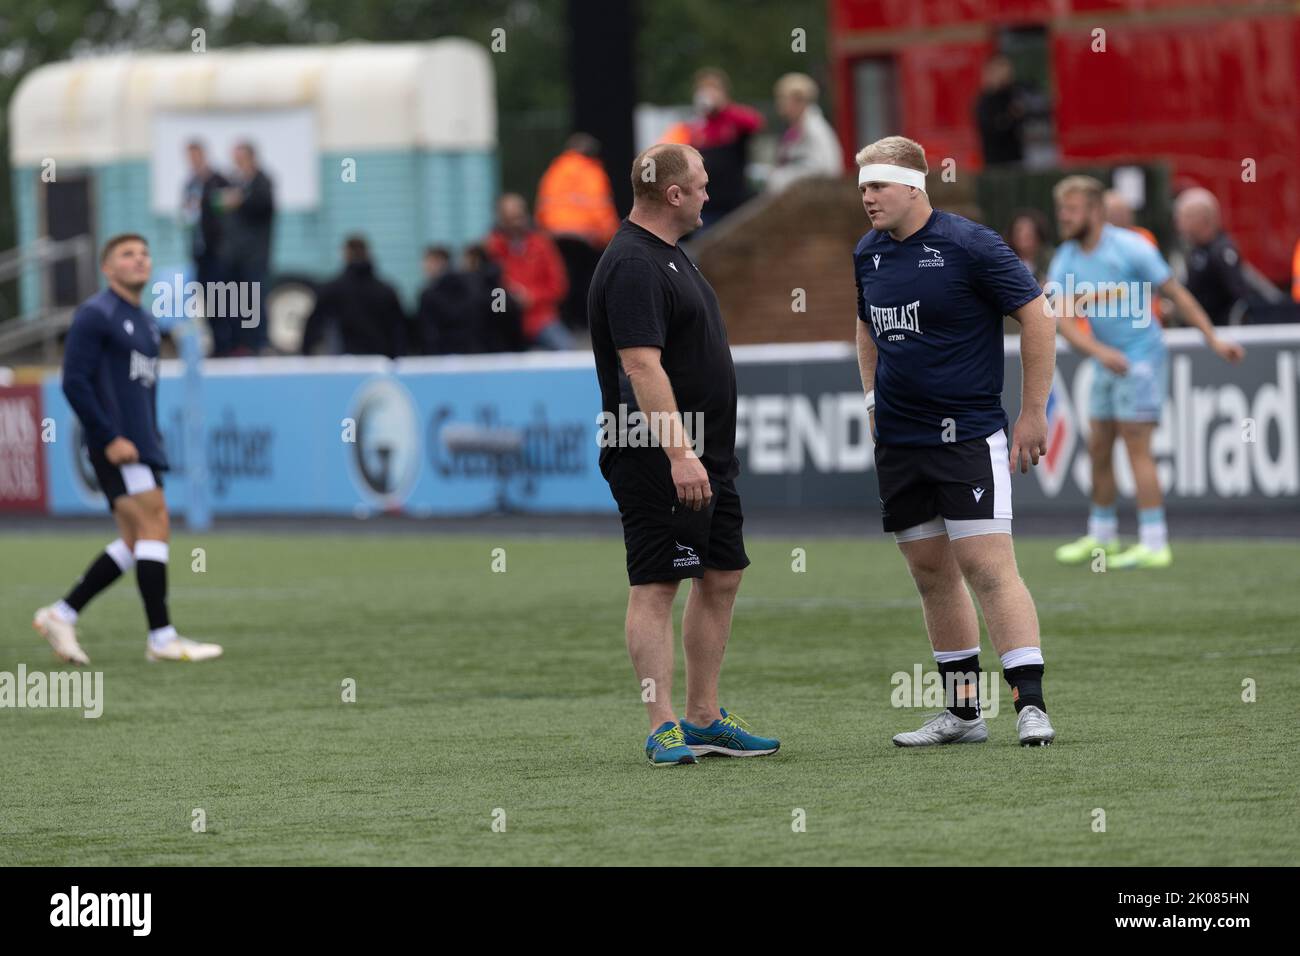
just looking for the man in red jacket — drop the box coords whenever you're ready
[484,194,572,349]
[684,68,764,230]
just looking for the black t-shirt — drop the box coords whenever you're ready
[1186,231,1254,326]
[589,219,739,480]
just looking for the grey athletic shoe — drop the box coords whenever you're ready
[1016,705,1056,746]
[892,710,988,747]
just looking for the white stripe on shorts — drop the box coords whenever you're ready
[893,517,946,542]
[120,463,157,496]
[984,429,1013,519]
[895,516,1012,543]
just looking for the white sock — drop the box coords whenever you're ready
[53,599,78,623]
[933,647,980,663]
[134,540,169,563]
[106,537,136,571]
[148,625,178,648]
[1000,646,1044,670]
[1139,508,1167,551]
[1088,505,1118,544]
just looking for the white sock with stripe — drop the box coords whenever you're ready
[1139,508,1167,551]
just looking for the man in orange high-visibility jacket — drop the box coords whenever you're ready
[1292,237,1300,303]
[536,133,619,249]
[535,134,620,336]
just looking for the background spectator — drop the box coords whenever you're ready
[683,67,764,228]
[1174,187,1272,325]
[484,193,571,350]
[1005,208,1054,285]
[221,141,276,354]
[301,235,407,357]
[1293,238,1300,303]
[1104,190,1163,323]
[535,133,619,335]
[464,244,525,354]
[415,246,484,356]
[767,72,842,193]
[181,140,231,351]
[1104,190,1157,247]
[974,54,1026,167]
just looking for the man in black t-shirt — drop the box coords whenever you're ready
[589,143,780,767]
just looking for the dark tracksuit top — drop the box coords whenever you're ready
[61,287,168,470]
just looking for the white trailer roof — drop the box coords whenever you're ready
[9,39,496,165]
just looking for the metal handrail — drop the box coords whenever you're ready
[0,234,95,287]
[0,307,77,364]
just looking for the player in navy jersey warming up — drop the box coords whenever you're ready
[852,137,1056,746]
[33,234,222,664]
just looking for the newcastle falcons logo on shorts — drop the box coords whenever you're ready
[672,541,700,569]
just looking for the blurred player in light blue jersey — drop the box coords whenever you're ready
[1047,176,1244,569]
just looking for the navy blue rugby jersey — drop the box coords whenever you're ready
[62,287,168,468]
[854,209,1041,446]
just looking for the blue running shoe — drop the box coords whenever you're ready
[680,708,780,757]
[646,721,698,767]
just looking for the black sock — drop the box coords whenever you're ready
[65,547,128,612]
[939,654,981,721]
[1005,664,1046,713]
[135,550,171,631]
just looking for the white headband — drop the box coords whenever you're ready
[858,163,927,192]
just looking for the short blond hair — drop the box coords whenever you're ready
[774,72,818,103]
[631,143,702,205]
[1053,175,1105,207]
[854,136,928,175]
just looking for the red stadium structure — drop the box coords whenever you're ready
[828,0,1299,284]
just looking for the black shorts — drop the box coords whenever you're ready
[874,428,1012,532]
[88,447,164,513]
[605,449,750,586]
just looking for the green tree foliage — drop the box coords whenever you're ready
[0,0,825,291]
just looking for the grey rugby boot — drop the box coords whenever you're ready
[1016,705,1056,746]
[892,710,988,747]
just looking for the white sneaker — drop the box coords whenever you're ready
[892,710,988,747]
[33,605,90,665]
[146,636,223,662]
[1016,705,1056,746]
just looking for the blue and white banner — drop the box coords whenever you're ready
[42,354,612,517]
[40,327,1300,517]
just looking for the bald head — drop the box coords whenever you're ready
[631,144,703,205]
[1174,187,1221,245]
[628,143,709,240]
[1104,190,1135,228]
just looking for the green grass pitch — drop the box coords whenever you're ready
[2,530,1297,866]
